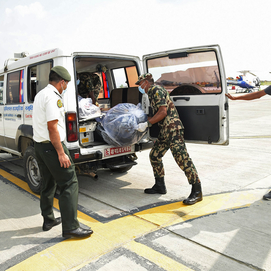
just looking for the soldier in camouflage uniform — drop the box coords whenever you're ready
[77,72,101,105]
[136,73,202,205]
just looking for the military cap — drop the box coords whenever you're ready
[51,66,71,81]
[135,73,153,85]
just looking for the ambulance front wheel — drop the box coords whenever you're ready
[24,146,42,194]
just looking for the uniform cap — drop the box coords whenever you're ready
[51,66,71,81]
[135,73,153,85]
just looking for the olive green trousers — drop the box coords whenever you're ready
[34,141,79,232]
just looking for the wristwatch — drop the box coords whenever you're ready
[147,120,152,127]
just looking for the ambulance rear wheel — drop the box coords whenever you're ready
[24,146,42,194]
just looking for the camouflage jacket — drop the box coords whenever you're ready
[78,72,101,100]
[147,84,184,137]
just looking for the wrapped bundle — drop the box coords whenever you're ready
[100,103,147,146]
[78,97,101,119]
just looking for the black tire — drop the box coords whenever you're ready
[110,165,133,173]
[23,146,42,194]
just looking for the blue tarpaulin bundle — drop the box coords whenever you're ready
[100,103,148,147]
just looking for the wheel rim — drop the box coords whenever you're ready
[27,155,41,187]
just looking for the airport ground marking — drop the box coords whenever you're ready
[1,168,260,271]
[124,241,193,271]
[0,168,98,224]
[7,193,257,271]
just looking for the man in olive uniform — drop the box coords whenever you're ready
[78,72,101,105]
[136,73,202,205]
[33,66,93,238]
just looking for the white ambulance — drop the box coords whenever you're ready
[0,45,229,193]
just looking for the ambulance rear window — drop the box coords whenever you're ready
[146,51,221,95]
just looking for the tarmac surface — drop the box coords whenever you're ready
[0,90,271,271]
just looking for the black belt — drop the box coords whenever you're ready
[36,140,50,144]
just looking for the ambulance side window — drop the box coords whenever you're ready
[112,68,128,88]
[6,70,24,104]
[112,66,138,88]
[28,61,52,102]
[0,77,4,105]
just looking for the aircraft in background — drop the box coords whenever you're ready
[227,70,260,93]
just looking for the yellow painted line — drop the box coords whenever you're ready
[7,216,158,271]
[0,168,65,211]
[8,192,257,271]
[135,191,258,228]
[2,167,259,271]
[0,169,37,196]
[124,241,193,271]
[0,168,98,225]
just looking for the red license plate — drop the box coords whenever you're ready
[104,146,132,157]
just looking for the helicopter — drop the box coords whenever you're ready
[227,70,260,93]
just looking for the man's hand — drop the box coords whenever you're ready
[58,152,71,168]
[48,120,71,168]
[226,90,266,101]
[137,122,148,132]
[225,93,236,100]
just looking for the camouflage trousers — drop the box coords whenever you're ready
[149,129,200,184]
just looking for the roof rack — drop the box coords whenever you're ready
[4,51,29,71]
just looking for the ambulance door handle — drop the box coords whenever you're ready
[173,97,190,101]
[196,109,205,115]
[17,114,21,119]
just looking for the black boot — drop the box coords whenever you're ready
[183,182,202,205]
[42,217,62,231]
[144,177,167,194]
[263,190,271,200]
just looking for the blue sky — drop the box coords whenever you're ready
[0,0,270,79]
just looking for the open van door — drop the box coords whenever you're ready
[142,44,229,145]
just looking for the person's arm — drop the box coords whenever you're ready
[89,91,96,105]
[137,106,167,132]
[47,120,71,168]
[226,90,266,101]
[148,106,167,125]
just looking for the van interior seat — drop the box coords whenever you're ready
[110,87,142,107]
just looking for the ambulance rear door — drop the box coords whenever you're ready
[142,44,229,145]
[0,78,5,147]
